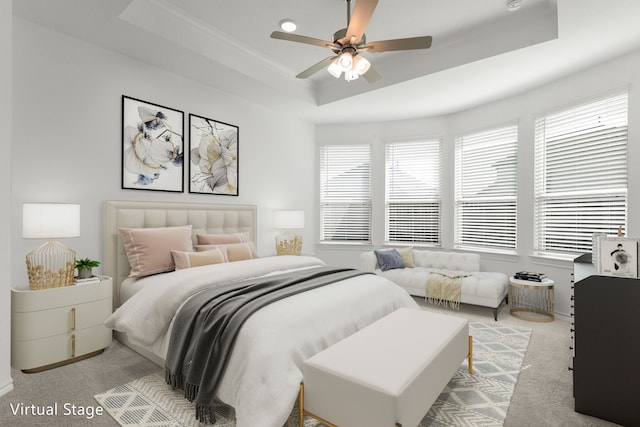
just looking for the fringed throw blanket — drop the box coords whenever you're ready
[164,266,367,424]
[425,269,470,310]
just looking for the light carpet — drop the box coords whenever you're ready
[94,321,531,427]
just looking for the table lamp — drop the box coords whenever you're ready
[23,203,80,289]
[274,210,304,255]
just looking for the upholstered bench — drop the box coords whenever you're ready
[361,249,509,320]
[299,308,471,427]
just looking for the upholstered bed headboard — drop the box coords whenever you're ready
[103,200,257,306]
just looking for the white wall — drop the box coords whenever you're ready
[315,48,640,318]
[10,7,640,325]
[1,0,14,397]
[10,18,316,285]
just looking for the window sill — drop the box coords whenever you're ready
[383,243,443,249]
[316,242,374,251]
[530,252,580,267]
[454,245,518,256]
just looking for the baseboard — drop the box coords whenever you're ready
[0,376,14,397]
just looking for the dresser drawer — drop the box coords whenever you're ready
[12,297,111,341]
[11,325,112,370]
[12,277,112,312]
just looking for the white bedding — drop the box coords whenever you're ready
[105,255,418,427]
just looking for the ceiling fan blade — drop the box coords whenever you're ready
[364,36,432,53]
[296,56,338,79]
[362,64,381,83]
[339,0,378,45]
[271,31,338,49]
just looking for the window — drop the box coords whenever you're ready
[455,125,518,251]
[385,140,441,244]
[534,90,628,256]
[319,145,372,242]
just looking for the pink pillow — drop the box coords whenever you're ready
[171,247,228,270]
[197,232,251,245]
[119,225,193,277]
[195,242,259,262]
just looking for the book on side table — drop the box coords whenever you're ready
[514,271,547,282]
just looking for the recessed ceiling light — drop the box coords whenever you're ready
[506,0,522,11]
[279,19,297,32]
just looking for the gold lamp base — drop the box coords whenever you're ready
[276,231,302,256]
[26,241,76,290]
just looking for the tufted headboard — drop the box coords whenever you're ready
[103,200,257,307]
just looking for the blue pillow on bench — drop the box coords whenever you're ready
[374,249,405,271]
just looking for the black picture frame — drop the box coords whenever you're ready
[188,113,239,196]
[121,95,184,192]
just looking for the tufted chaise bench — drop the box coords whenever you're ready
[361,248,508,320]
[300,308,471,427]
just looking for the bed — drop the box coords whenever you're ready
[102,200,418,427]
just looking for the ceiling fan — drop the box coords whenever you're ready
[270,0,432,83]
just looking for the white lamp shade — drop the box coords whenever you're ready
[337,52,353,71]
[274,210,305,230]
[23,203,81,239]
[353,55,371,75]
[327,60,342,78]
[344,69,360,81]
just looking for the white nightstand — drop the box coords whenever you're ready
[11,276,113,373]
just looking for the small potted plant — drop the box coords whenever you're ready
[75,258,100,279]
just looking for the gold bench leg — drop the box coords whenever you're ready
[468,335,473,374]
[299,382,339,427]
[299,383,304,427]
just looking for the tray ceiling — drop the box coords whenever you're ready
[12,0,640,123]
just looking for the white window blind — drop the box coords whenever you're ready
[534,90,628,256]
[455,125,518,251]
[320,145,372,242]
[385,140,441,244]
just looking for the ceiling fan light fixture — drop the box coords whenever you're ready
[337,52,354,71]
[353,55,371,75]
[279,19,297,32]
[344,69,360,82]
[327,59,342,78]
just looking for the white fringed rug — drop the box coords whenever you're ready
[95,322,531,427]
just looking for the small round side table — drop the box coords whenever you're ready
[509,276,555,322]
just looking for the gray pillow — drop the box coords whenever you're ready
[374,249,405,271]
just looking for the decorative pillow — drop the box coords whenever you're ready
[171,247,228,270]
[197,232,251,245]
[119,225,193,278]
[396,246,415,268]
[374,249,405,271]
[195,241,259,262]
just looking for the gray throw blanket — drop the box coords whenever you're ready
[164,266,367,424]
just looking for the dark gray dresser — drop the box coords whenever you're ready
[573,274,640,427]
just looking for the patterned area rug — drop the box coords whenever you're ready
[94,321,531,427]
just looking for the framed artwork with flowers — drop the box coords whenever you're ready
[121,95,184,192]
[188,114,239,196]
